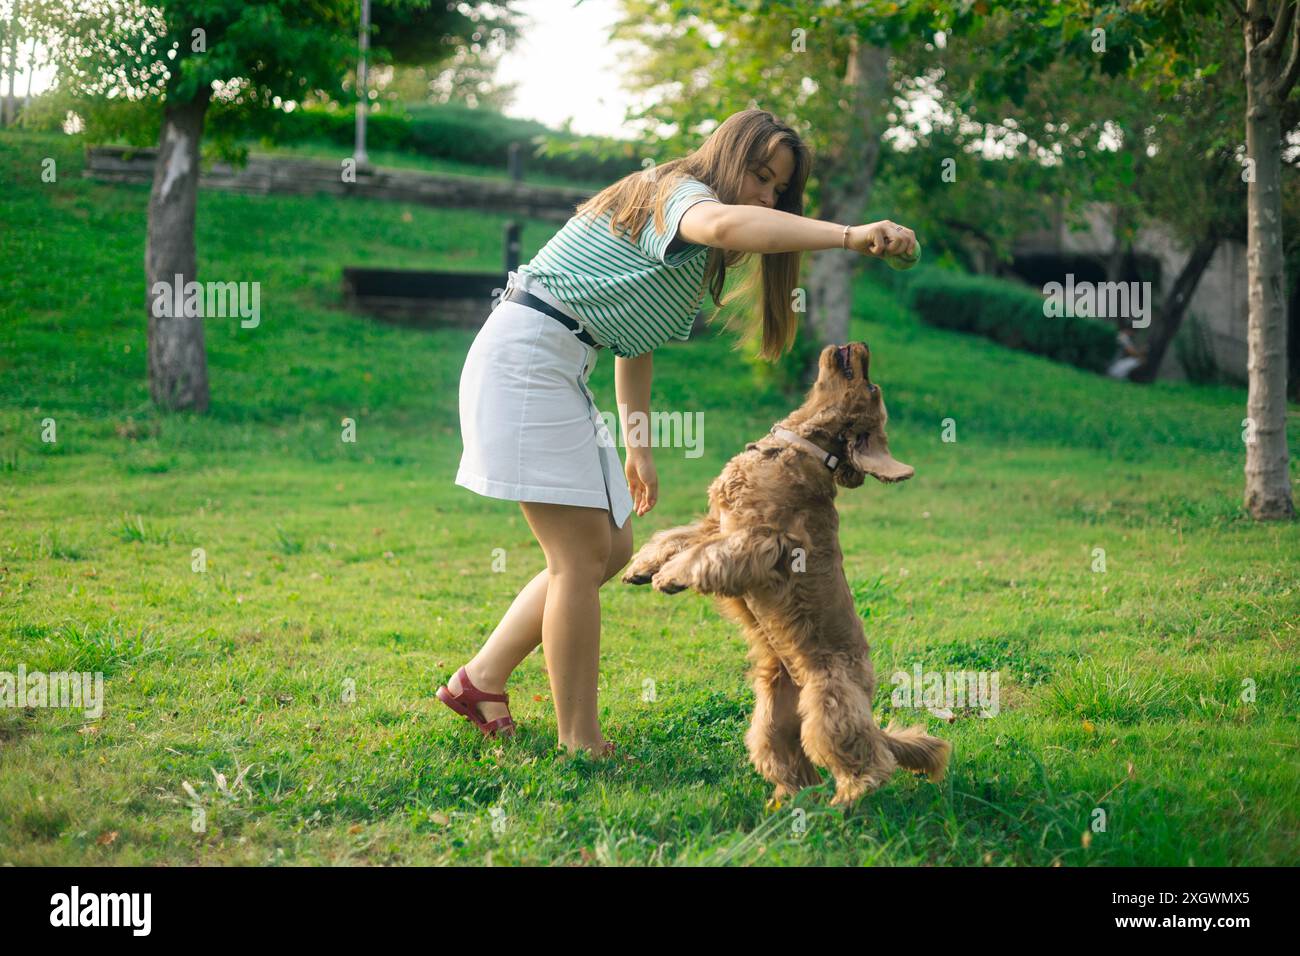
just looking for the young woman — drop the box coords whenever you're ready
[439,108,918,758]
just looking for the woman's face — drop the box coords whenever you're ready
[740,145,794,208]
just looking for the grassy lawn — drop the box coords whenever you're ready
[245,138,611,192]
[1,129,1297,866]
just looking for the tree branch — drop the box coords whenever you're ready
[1269,1,1300,99]
[1259,0,1293,56]
[1228,0,1249,25]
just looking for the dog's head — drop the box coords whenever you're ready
[800,342,914,489]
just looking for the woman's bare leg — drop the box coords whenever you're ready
[448,501,633,747]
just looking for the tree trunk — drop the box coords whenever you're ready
[1129,234,1219,382]
[1289,269,1300,401]
[1242,3,1295,519]
[1105,203,1128,283]
[3,4,17,128]
[801,36,888,387]
[147,91,212,413]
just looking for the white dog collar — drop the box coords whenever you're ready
[769,425,840,470]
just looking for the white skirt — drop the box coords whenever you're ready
[454,269,635,529]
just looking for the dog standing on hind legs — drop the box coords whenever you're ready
[623,342,951,807]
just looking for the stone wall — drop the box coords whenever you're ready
[83,145,590,224]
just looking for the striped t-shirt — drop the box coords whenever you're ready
[518,175,722,358]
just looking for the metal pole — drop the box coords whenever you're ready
[508,141,521,181]
[354,0,371,170]
[23,37,36,109]
[504,221,521,274]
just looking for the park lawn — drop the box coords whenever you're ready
[0,129,1297,866]
[247,138,611,192]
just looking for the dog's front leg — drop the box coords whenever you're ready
[651,526,805,596]
[622,516,719,585]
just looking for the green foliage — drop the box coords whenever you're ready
[253,101,642,184]
[903,267,1115,373]
[369,0,521,68]
[41,1,357,105]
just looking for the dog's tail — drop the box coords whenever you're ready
[881,722,951,783]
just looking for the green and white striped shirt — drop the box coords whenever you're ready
[518,175,722,358]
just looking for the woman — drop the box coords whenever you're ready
[439,108,918,757]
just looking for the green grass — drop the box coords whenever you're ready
[1,128,1297,866]
[246,138,611,192]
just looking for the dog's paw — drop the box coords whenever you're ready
[621,567,654,585]
[650,569,689,594]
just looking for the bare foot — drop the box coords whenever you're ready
[447,662,510,726]
[556,736,616,759]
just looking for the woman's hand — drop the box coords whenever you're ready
[625,447,658,517]
[849,220,918,260]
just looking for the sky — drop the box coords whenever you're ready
[495,0,643,138]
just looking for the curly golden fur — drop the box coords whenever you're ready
[623,342,951,806]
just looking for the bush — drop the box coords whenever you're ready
[903,268,1115,373]
[259,102,639,184]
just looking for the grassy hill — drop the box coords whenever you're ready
[1,130,1297,865]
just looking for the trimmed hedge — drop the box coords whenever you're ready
[261,102,639,185]
[903,269,1116,373]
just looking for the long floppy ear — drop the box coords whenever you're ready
[833,452,867,488]
[848,431,914,483]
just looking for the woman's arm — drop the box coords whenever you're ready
[615,351,657,516]
[678,202,916,258]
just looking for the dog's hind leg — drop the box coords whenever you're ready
[796,663,899,807]
[622,516,719,585]
[732,610,822,802]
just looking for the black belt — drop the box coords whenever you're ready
[505,287,601,349]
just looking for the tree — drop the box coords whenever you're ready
[42,0,520,414]
[906,0,1295,519]
[1241,0,1298,518]
[44,1,359,412]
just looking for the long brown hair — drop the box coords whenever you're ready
[572,109,812,361]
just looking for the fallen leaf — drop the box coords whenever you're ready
[96,831,118,846]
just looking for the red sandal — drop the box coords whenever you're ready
[436,666,516,738]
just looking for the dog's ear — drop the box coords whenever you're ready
[832,453,867,488]
[848,431,914,484]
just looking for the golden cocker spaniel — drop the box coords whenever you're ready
[623,342,951,806]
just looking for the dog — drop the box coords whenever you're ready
[622,342,951,806]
